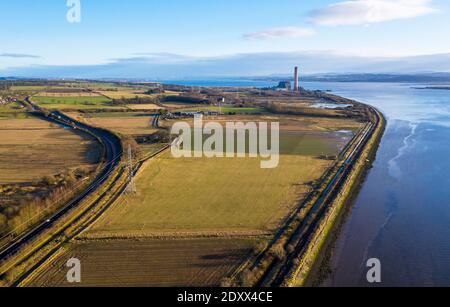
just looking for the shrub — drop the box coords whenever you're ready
[270,244,286,261]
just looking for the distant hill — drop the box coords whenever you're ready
[265,73,450,83]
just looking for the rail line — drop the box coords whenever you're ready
[0,98,123,262]
[256,107,381,287]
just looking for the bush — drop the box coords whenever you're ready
[239,270,257,287]
[270,244,286,260]
[220,277,233,287]
[253,241,269,256]
[0,213,8,234]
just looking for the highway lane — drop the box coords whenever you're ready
[0,102,123,261]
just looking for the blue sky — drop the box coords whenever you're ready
[1,0,450,77]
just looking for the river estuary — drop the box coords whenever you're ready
[302,82,450,287]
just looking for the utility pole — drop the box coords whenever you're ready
[219,97,225,114]
[126,145,137,195]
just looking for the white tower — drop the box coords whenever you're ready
[294,66,299,92]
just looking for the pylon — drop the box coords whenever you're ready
[126,145,137,195]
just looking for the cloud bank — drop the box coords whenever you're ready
[244,27,316,40]
[3,52,450,79]
[309,0,437,26]
[0,53,40,59]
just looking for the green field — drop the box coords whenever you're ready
[177,106,264,114]
[31,96,118,110]
[0,102,30,119]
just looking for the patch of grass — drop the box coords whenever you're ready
[82,116,159,136]
[89,151,330,236]
[177,106,265,114]
[32,96,112,107]
[0,102,30,119]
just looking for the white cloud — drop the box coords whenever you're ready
[244,27,316,40]
[310,0,437,26]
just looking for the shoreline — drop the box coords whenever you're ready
[304,104,387,287]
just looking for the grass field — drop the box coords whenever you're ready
[0,102,30,120]
[31,96,122,110]
[88,115,357,238]
[96,90,154,99]
[27,238,254,287]
[126,104,164,110]
[0,118,101,184]
[78,115,159,136]
[176,106,265,114]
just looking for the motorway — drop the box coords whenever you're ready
[0,99,123,261]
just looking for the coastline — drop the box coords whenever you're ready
[277,100,386,287]
[302,104,387,287]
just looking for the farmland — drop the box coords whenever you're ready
[27,238,254,287]
[2,81,371,287]
[71,113,159,136]
[0,118,100,184]
[31,96,118,110]
[87,115,357,239]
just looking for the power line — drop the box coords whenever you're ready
[125,145,137,195]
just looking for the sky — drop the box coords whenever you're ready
[1,0,450,78]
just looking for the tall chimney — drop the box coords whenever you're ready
[294,66,299,92]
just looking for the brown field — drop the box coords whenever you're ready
[96,90,154,99]
[126,104,164,110]
[0,118,101,184]
[37,92,102,97]
[26,238,254,287]
[87,114,359,238]
[78,115,159,136]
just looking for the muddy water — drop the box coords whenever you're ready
[301,82,450,287]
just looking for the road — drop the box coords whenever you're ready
[0,99,123,261]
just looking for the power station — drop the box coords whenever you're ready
[275,66,300,92]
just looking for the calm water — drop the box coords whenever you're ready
[301,82,450,287]
[164,79,450,286]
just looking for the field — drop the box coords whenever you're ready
[8,82,366,287]
[87,115,358,238]
[31,95,123,110]
[67,112,159,136]
[176,106,265,114]
[96,90,154,99]
[0,118,101,184]
[0,102,29,119]
[27,238,254,287]
[126,104,164,110]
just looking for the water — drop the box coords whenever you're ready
[159,78,277,88]
[300,82,450,287]
[164,79,450,286]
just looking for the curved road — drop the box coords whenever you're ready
[0,101,123,261]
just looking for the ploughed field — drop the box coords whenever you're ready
[27,112,361,287]
[27,238,254,287]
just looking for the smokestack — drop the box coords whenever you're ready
[294,66,299,92]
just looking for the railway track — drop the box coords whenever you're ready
[255,107,382,287]
[0,98,123,262]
